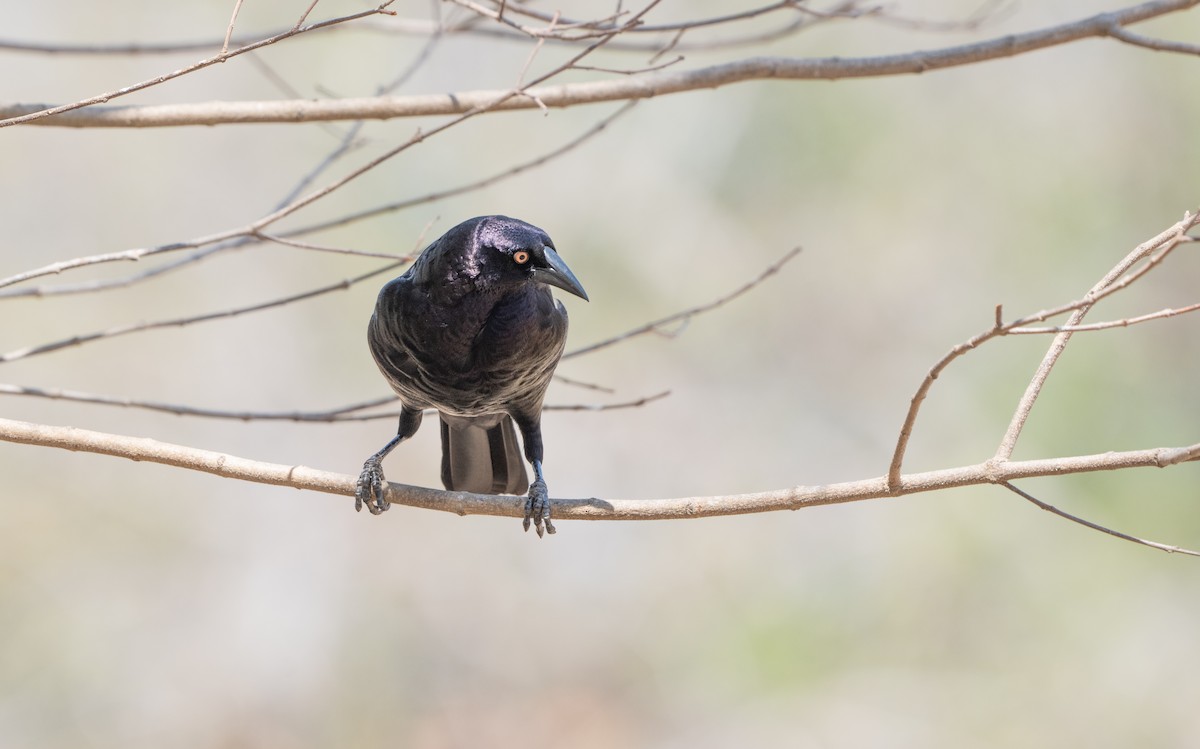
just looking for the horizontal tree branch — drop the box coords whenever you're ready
[2,416,1195,522]
[4,0,1195,128]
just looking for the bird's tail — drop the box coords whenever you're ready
[439,415,529,495]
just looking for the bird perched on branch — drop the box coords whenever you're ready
[355,215,588,536]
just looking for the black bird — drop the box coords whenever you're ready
[355,215,588,536]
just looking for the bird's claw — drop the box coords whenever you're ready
[355,458,390,515]
[523,478,556,537]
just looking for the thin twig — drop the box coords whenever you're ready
[868,0,1013,33]
[888,210,1200,486]
[0,261,404,365]
[888,323,1007,488]
[566,246,802,359]
[1106,22,1200,55]
[254,232,414,260]
[0,385,398,421]
[293,0,323,32]
[0,234,241,291]
[448,0,624,39]
[1001,481,1200,557]
[0,243,232,299]
[0,2,837,57]
[245,52,310,100]
[994,211,1198,461]
[276,101,639,239]
[1008,301,1200,334]
[545,390,670,412]
[572,55,685,76]
[237,4,658,248]
[378,0,447,92]
[552,374,617,394]
[477,0,833,35]
[0,100,636,296]
[222,0,247,54]
[0,385,668,421]
[0,3,399,128]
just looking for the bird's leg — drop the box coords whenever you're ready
[523,459,556,537]
[356,408,422,515]
[356,435,402,515]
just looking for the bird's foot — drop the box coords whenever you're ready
[522,478,556,537]
[355,457,390,515]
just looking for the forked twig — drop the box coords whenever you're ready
[994,211,1198,460]
[889,210,1200,487]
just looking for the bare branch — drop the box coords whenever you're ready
[1002,481,1200,557]
[566,246,802,359]
[994,210,1199,461]
[1,416,1196,524]
[889,209,1200,486]
[0,261,404,364]
[222,0,247,54]
[254,232,412,261]
[0,234,238,291]
[1008,301,1200,334]
[293,0,324,32]
[471,0,805,35]
[0,2,842,57]
[449,0,665,42]
[888,323,1006,488]
[867,0,1013,33]
[279,100,639,239]
[0,244,231,299]
[0,98,636,298]
[1106,23,1200,55]
[0,21,396,55]
[6,0,1195,128]
[544,390,672,412]
[552,374,616,394]
[0,385,668,421]
[0,385,398,422]
[237,8,655,248]
[0,3,400,129]
[572,55,685,76]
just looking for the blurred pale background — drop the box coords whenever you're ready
[2,1,1199,747]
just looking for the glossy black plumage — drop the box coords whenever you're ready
[355,215,587,536]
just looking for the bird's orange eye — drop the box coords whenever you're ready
[513,251,531,265]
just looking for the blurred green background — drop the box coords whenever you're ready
[2,1,1199,747]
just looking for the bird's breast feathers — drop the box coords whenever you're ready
[371,281,567,415]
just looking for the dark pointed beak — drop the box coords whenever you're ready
[533,247,589,301]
